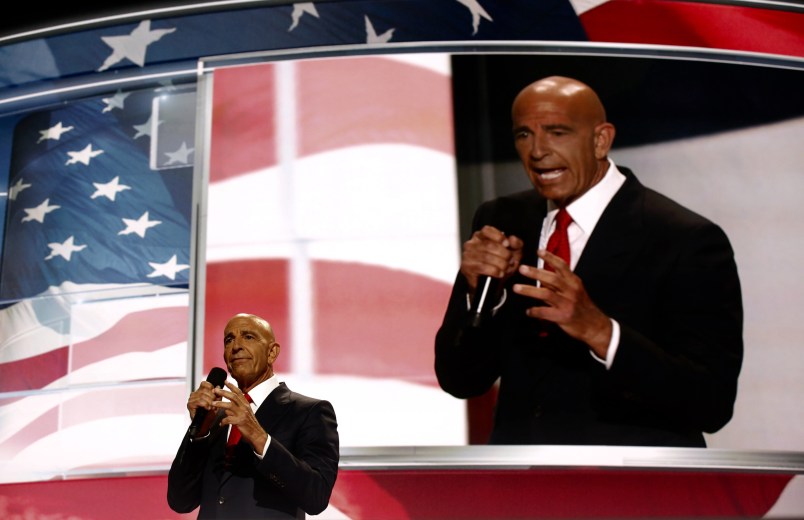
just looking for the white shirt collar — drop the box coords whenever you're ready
[233,373,280,410]
[547,158,626,236]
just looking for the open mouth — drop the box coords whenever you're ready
[535,167,565,181]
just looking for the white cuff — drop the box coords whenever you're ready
[465,288,507,315]
[255,434,271,459]
[589,318,620,370]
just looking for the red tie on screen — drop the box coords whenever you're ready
[539,208,572,338]
[225,393,253,463]
[545,208,572,271]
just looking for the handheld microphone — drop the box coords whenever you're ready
[469,275,500,328]
[187,367,227,437]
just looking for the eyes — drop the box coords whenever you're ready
[513,127,571,141]
[224,332,257,346]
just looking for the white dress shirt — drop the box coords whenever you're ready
[467,160,627,368]
[538,159,625,368]
[228,373,281,458]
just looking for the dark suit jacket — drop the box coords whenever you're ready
[167,382,339,519]
[435,168,743,447]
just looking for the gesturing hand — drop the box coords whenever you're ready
[213,381,268,454]
[513,249,612,358]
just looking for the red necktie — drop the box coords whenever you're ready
[545,208,572,271]
[225,393,253,462]
[539,209,572,338]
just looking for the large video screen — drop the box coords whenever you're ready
[3,50,804,490]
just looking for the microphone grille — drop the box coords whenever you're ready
[207,367,227,388]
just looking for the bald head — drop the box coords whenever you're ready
[228,313,275,339]
[223,313,280,391]
[510,76,615,206]
[513,76,607,128]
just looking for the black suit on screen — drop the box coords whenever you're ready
[435,167,743,447]
[167,382,339,519]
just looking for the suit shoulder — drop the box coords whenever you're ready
[615,168,732,247]
[637,185,733,250]
[286,388,335,413]
[642,186,718,229]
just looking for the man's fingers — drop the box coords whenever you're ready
[516,264,560,290]
[464,231,525,276]
[507,235,525,252]
[476,225,505,242]
[537,249,565,271]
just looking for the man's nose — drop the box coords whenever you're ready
[529,132,549,159]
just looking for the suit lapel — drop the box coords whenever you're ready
[574,168,647,282]
[254,382,292,433]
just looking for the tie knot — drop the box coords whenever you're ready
[244,393,253,404]
[555,208,572,230]
[545,208,573,273]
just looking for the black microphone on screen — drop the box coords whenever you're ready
[468,275,500,328]
[187,367,228,437]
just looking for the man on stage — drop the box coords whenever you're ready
[168,313,339,518]
[435,76,743,447]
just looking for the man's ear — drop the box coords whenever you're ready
[594,123,615,159]
[268,342,281,363]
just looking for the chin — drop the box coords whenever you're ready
[537,187,566,202]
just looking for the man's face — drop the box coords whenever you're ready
[223,315,279,391]
[512,87,609,206]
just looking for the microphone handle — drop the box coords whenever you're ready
[469,275,499,328]
[187,367,227,437]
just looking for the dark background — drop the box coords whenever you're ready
[450,53,804,239]
[451,53,804,162]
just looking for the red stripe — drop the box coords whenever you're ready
[0,475,194,519]
[0,469,793,519]
[0,306,189,394]
[313,260,450,382]
[71,306,189,371]
[296,57,454,157]
[203,259,290,375]
[0,346,68,393]
[332,469,795,519]
[581,0,804,57]
[208,57,452,185]
[204,259,451,382]
[210,64,277,183]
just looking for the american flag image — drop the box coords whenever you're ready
[0,52,466,487]
[0,85,195,482]
[0,0,803,517]
[201,54,465,449]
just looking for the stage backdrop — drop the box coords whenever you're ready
[0,0,802,517]
[200,54,466,448]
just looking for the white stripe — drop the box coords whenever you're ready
[0,283,187,363]
[276,60,314,376]
[0,343,186,447]
[205,144,460,282]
